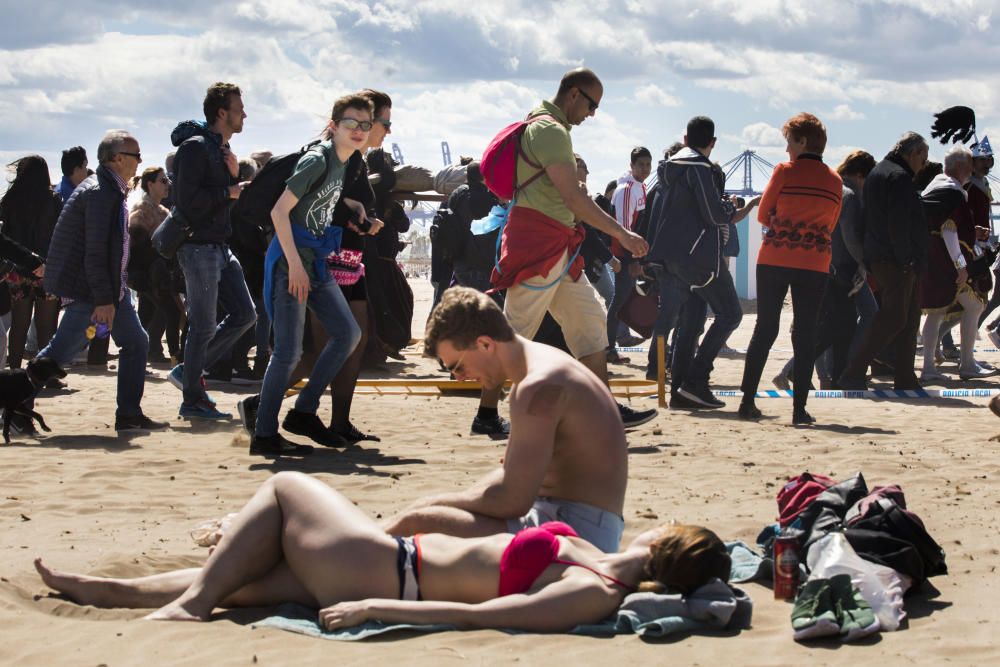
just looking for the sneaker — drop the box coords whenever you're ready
[8,412,37,437]
[237,395,259,435]
[204,368,233,384]
[792,408,815,425]
[959,363,999,380]
[607,348,630,365]
[772,372,791,391]
[792,578,841,642]
[616,334,644,348]
[677,382,725,409]
[249,432,314,457]
[618,403,658,428]
[179,400,232,420]
[920,369,949,384]
[168,364,217,405]
[738,402,763,420]
[828,573,880,642]
[45,377,68,390]
[282,409,348,448]
[669,392,702,410]
[942,345,960,361]
[115,414,170,431]
[837,373,868,392]
[471,414,510,437]
[333,421,382,443]
[988,329,1000,350]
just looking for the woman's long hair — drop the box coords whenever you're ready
[1,155,53,224]
[637,524,732,595]
[131,167,164,195]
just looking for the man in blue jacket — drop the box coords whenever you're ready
[39,130,168,432]
[169,82,257,419]
[643,117,756,409]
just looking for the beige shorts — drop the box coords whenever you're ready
[503,250,608,358]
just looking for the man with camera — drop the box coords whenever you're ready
[641,116,758,409]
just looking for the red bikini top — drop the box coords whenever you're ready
[497,521,635,596]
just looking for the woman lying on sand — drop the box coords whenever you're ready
[35,472,731,632]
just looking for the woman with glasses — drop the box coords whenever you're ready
[0,155,62,370]
[248,93,383,456]
[127,166,183,364]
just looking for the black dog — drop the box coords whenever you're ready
[0,356,66,443]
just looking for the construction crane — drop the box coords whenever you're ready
[391,143,405,165]
[719,149,775,196]
[441,141,452,167]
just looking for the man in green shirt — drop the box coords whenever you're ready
[495,68,657,428]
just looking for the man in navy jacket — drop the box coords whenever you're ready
[40,130,168,432]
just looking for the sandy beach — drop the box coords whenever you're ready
[2,277,998,666]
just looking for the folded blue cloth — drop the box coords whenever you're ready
[262,223,342,320]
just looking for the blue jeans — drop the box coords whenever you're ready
[606,263,635,348]
[39,292,148,417]
[646,261,743,386]
[177,244,256,404]
[255,270,361,436]
[590,263,615,307]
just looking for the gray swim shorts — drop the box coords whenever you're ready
[506,497,624,553]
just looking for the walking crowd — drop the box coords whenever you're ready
[1,69,997,449]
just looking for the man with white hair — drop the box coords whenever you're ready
[918,145,994,380]
[39,130,168,431]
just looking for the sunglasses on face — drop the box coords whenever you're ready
[118,151,142,163]
[337,118,373,132]
[377,118,392,130]
[577,87,599,112]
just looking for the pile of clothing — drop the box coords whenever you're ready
[757,472,947,642]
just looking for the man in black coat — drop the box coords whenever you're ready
[39,130,168,431]
[839,132,930,391]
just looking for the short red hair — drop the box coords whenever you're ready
[783,112,827,155]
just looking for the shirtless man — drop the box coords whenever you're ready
[384,286,627,552]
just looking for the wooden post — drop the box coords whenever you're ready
[657,335,667,408]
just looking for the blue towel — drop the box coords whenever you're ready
[262,224,342,320]
[252,543,755,641]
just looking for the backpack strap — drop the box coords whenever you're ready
[513,114,557,197]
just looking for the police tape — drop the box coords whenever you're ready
[617,346,1000,355]
[712,388,1000,399]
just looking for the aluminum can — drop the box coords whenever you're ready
[773,534,800,600]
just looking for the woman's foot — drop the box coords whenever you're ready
[143,598,209,622]
[34,558,108,607]
[738,402,762,420]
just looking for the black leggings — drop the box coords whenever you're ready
[740,264,828,411]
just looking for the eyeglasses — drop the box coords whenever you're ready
[444,349,469,378]
[118,152,142,163]
[576,87,599,112]
[337,118,373,132]
[377,118,392,130]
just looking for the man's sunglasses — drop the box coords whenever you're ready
[337,118,373,132]
[377,118,392,130]
[118,151,142,163]
[577,87,599,112]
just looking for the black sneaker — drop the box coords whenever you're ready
[792,409,815,425]
[283,409,349,448]
[8,412,37,437]
[231,366,262,386]
[237,395,259,435]
[115,414,170,431]
[738,402,763,420]
[618,402,658,428]
[677,382,725,409]
[249,432,314,456]
[333,421,381,443]
[669,392,702,410]
[471,414,510,437]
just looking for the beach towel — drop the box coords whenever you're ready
[252,543,754,641]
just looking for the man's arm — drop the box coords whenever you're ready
[320,579,615,632]
[546,162,648,257]
[838,190,865,267]
[406,379,561,519]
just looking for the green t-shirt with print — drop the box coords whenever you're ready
[515,100,576,227]
[282,141,346,279]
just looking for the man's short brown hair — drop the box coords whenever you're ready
[782,112,827,154]
[203,82,242,124]
[424,287,514,357]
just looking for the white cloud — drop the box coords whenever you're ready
[830,104,866,121]
[740,122,785,147]
[634,83,681,107]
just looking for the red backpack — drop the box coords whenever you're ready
[480,114,554,201]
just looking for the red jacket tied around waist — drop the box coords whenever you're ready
[491,206,586,290]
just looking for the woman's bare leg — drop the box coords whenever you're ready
[34,559,315,610]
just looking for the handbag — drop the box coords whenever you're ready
[151,207,193,259]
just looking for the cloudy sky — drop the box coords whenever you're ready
[2,0,999,196]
